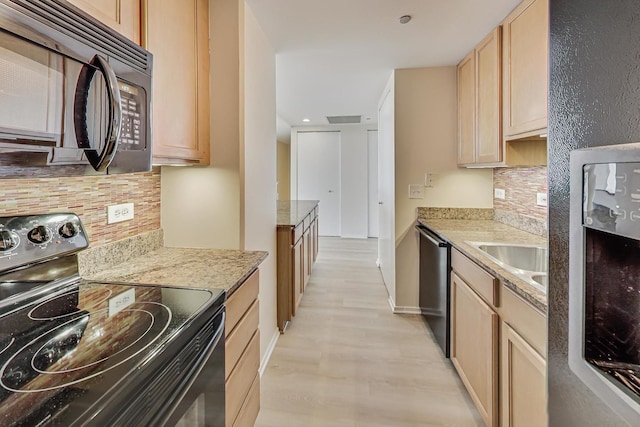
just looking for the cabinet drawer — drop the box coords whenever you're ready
[226,270,259,336]
[501,285,546,356]
[452,249,499,307]
[226,330,260,427]
[225,299,259,379]
[233,373,260,427]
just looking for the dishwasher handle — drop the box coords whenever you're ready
[415,224,449,247]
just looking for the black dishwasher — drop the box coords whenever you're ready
[416,224,451,358]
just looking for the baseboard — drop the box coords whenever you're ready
[387,296,395,312]
[259,328,280,377]
[392,305,422,315]
[387,297,422,314]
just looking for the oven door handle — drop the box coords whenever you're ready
[155,311,226,427]
[74,54,122,172]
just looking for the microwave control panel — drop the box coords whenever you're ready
[118,82,144,151]
[583,161,640,239]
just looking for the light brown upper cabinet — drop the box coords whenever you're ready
[503,0,549,139]
[67,0,142,44]
[144,0,211,165]
[457,27,502,166]
[457,51,475,165]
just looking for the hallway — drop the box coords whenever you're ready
[255,237,482,427]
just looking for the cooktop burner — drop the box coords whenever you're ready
[1,288,172,393]
[0,281,222,426]
[0,213,226,426]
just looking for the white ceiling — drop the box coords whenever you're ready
[246,0,521,135]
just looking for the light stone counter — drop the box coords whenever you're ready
[417,217,547,313]
[79,230,268,296]
[277,200,319,227]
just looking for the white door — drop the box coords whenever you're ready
[378,86,395,299]
[368,130,379,238]
[297,131,341,236]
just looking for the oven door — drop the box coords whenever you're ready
[163,310,226,427]
[100,305,227,427]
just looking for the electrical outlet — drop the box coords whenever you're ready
[408,184,424,199]
[107,202,134,224]
[536,192,548,207]
[424,173,436,188]
[494,188,506,200]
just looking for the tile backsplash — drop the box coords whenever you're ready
[0,168,161,248]
[493,166,548,220]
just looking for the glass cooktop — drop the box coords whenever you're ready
[0,280,224,426]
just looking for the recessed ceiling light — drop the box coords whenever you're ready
[302,118,311,123]
[399,15,412,24]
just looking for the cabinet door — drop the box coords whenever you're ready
[457,51,475,165]
[503,0,549,138]
[451,272,499,427]
[303,227,312,287]
[476,27,502,164]
[292,238,303,316]
[145,0,210,164]
[67,0,141,44]
[501,323,547,427]
[313,214,319,262]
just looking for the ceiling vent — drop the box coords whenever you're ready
[326,115,362,124]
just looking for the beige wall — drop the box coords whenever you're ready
[392,67,493,309]
[277,142,291,200]
[162,0,278,366]
[161,0,242,249]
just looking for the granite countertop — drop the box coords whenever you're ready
[277,200,319,227]
[85,247,268,296]
[417,217,547,313]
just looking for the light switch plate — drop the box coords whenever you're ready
[494,188,506,199]
[107,202,134,224]
[408,184,424,199]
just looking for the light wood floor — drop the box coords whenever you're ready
[255,237,482,427]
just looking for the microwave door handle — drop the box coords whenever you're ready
[74,54,122,172]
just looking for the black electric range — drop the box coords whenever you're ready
[0,214,226,426]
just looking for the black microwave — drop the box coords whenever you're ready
[0,0,152,177]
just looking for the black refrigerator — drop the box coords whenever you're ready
[549,1,640,425]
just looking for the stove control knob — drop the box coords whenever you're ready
[0,230,16,251]
[27,226,51,245]
[59,222,78,239]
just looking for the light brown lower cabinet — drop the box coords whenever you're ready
[276,205,319,332]
[501,323,547,427]
[225,270,260,427]
[450,248,547,427]
[451,271,499,427]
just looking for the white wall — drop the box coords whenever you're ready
[290,124,376,238]
[162,0,278,369]
[243,3,278,370]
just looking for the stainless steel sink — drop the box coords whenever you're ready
[465,241,548,293]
